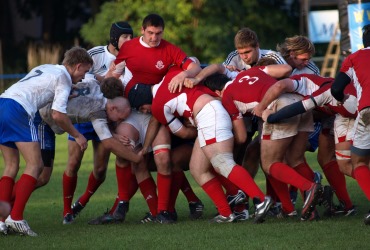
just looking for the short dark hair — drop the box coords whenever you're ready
[255,57,277,66]
[100,77,124,99]
[363,24,370,47]
[142,14,165,30]
[203,73,230,92]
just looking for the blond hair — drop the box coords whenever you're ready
[277,35,315,59]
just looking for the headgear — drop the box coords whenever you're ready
[128,84,153,110]
[110,21,133,50]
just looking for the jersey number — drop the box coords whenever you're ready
[20,70,43,82]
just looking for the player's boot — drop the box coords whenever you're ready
[254,196,273,224]
[209,213,236,223]
[227,190,247,209]
[113,201,129,222]
[71,198,85,218]
[63,213,74,225]
[88,212,118,225]
[301,183,323,221]
[189,200,204,220]
[5,216,37,236]
[364,211,370,225]
[0,221,8,235]
[140,212,156,224]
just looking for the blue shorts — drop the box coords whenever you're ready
[307,122,322,152]
[68,122,100,142]
[0,98,38,149]
[34,112,55,167]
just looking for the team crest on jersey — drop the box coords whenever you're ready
[155,61,165,70]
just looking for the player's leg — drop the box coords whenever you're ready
[151,125,172,218]
[189,139,234,222]
[72,140,111,218]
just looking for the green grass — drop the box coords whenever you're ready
[1,136,370,249]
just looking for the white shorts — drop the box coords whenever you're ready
[262,93,314,140]
[352,108,370,150]
[122,111,151,147]
[334,114,354,144]
[195,100,233,147]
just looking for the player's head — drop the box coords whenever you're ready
[203,73,231,97]
[128,83,153,113]
[255,57,277,66]
[106,97,131,122]
[363,24,370,47]
[234,28,260,65]
[110,21,133,50]
[62,46,93,83]
[100,77,124,99]
[277,35,315,70]
[141,14,165,47]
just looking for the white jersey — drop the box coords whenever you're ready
[88,45,116,76]
[39,79,112,140]
[223,49,285,70]
[0,64,72,119]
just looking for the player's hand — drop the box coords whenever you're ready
[252,104,265,117]
[75,134,88,152]
[168,72,186,93]
[184,78,200,89]
[225,65,239,72]
[262,109,275,122]
[69,85,79,99]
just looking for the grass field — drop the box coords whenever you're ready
[1,135,369,249]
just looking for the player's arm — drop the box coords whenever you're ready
[142,116,161,155]
[232,118,247,145]
[331,72,351,102]
[168,61,202,93]
[52,110,87,151]
[183,64,226,89]
[253,78,296,117]
[263,101,307,123]
[264,64,292,79]
[102,137,143,163]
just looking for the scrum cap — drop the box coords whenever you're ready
[110,21,133,50]
[128,84,153,110]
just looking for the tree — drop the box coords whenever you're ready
[81,0,299,63]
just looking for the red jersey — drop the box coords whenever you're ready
[152,67,217,132]
[340,47,370,111]
[115,37,192,96]
[222,67,277,120]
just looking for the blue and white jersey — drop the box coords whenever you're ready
[0,64,72,119]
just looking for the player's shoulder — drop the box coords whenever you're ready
[88,45,106,56]
[223,50,239,65]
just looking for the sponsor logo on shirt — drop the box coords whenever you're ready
[100,65,107,71]
[155,61,165,70]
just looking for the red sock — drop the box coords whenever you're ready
[0,176,15,203]
[180,173,200,203]
[294,161,314,182]
[78,172,104,206]
[266,176,279,203]
[168,171,184,212]
[201,177,231,217]
[269,162,312,191]
[138,177,158,216]
[322,160,353,209]
[217,174,240,196]
[116,164,131,201]
[108,195,119,215]
[11,174,37,220]
[128,172,138,200]
[267,175,295,213]
[157,173,172,212]
[228,165,265,201]
[354,165,370,200]
[63,172,77,216]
